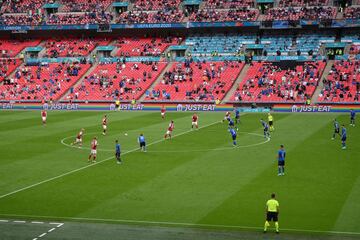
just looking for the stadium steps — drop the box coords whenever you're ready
[36,40,49,58]
[138,62,173,101]
[58,63,98,101]
[311,60,334,104]
[222,63,250,103]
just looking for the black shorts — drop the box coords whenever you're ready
[269,121,273,126]
[140,142,146,147]
[334,129,339,133]
[267,212,278,222]
[115,152,120,159]
[278,161,285,166]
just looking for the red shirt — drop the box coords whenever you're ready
[161,108,166,113]
[168,122,174,131]
[41,111,47,117]
[102,118,107,125]
[91,140,97,150]
[77,131,83,139]
[192,115,198,122]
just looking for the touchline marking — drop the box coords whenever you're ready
[0,121,220,200]
[32,222,64,240]
[0,219,9,222]
[0,214,359,236]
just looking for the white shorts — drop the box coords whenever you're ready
[76,138,82,143]
[166,130,172,135]
[91,149,97,155]
[192,121,198,126]
[161,112,165,116]
[103,125,107,130]
[42,117,46,122]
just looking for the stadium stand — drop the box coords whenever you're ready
[278,0,328,7]
[0,39,41,57]
[60,0,112,12]
[265,7,336,21]
[0,0,45,13]
[115,37,180,57]
[204,0,255,9]
[231,61,326,103]
[0,13,44,25]
[0,62,90,101]
[344,6,360,19]
[145,61,244,101]
[115,10,183,24]
[67,62,167,101]
[0,59,21,82]
[318,60,360,103]
[132,0,181,11]
[47,12,112,25]
[44,38,111,58]
[189,8,258,22]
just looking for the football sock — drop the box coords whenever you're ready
[275,222,279,232]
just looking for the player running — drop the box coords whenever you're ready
[268,113,274,132]
[102,115,107,135]
[223,111,231,123]
[341,125,347,150]
[332,119,340,140]
[41,110,47,125]
[88,137,98,163]
[191,113,199,129]
[350,109,356,127]
[229,127,237,146]
[161,106,166,120]
[72,128,85,147]
[261,119,271,138]
[165,120,174,139]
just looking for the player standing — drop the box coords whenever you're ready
[72,128,85,147]
[88,137,98,163]
[229,127,237,146]
[341,125,347,149]
[268,113,274,132]
[191,113,199,129]
[350,109,356,127]
[234,108,240,124]
[138,133,146,152]
[41,110,47,125]
[331,119,340,140]
[261,119,270,138]
[161,106,166,120]
[115,140,122,164]
[165,120,174,139]
[102,115,107,135]
[277,145,286,176]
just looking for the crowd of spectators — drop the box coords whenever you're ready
[205,0,255,9]
[344,7,360,19]
[265,6,336,21]
[0,13,44,25]
[278,0,328,7]
[189,8,258,22]
[133,0,181,11]
[0,59,19,81]
[60,0,112,12]
[0,0,46,13]
[116,10,183,24]
[233,62,324,102]
[319,60,360,102]
[47,12,112,25]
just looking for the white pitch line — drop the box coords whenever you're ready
[31,221,44,224]
[48,228,56,232]
[0,121,220,200]
[0,219,9,222]
[13,220,26,223]
[38,233,47,238]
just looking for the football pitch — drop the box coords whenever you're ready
[0,110,359,240]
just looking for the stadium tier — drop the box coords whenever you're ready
[0,62,90,101]
[0,58,21,82]
[145,61,244,101]
[318,60,360,103]
[65,62,167,101]
[231,61,326,103]
[0,39,41,57]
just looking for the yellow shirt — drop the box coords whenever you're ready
[268,115,273,122]
[115,100,120,105]
[266,199,279,212]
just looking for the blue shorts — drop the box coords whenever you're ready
[342,136,347,141]
[229,122,234,127]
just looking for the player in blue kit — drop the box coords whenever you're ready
[229,127,237,146]
[234,108,240,124]
[228,118,235,129]
[115,140,122,164]
[277,145,286,176]
[341,125,347,149]
[350,109,356,127]
[261,119,270,138]
[138,133,146,152]
[332,119,341,140]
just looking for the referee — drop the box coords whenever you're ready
[268,113,274,132]
[264,193,279,234]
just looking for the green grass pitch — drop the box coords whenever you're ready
[0,110,359,239]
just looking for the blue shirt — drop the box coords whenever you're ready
[261,120,268,130]
[138,136,145,143]
[229,119,234,126]
[351,110,355,118]
[230,128,237,137]
[235,109,240,117]
[342,128,347,138]
[115,143,121,153]
[278,149,286,161]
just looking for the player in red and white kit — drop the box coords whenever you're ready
[161,106,166,120]
[164,120,174,139]
[102,115,107,135]
[41,110,47,125]
[88,137,98,163]
[72,128,85,147]
[192,113,199,129]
